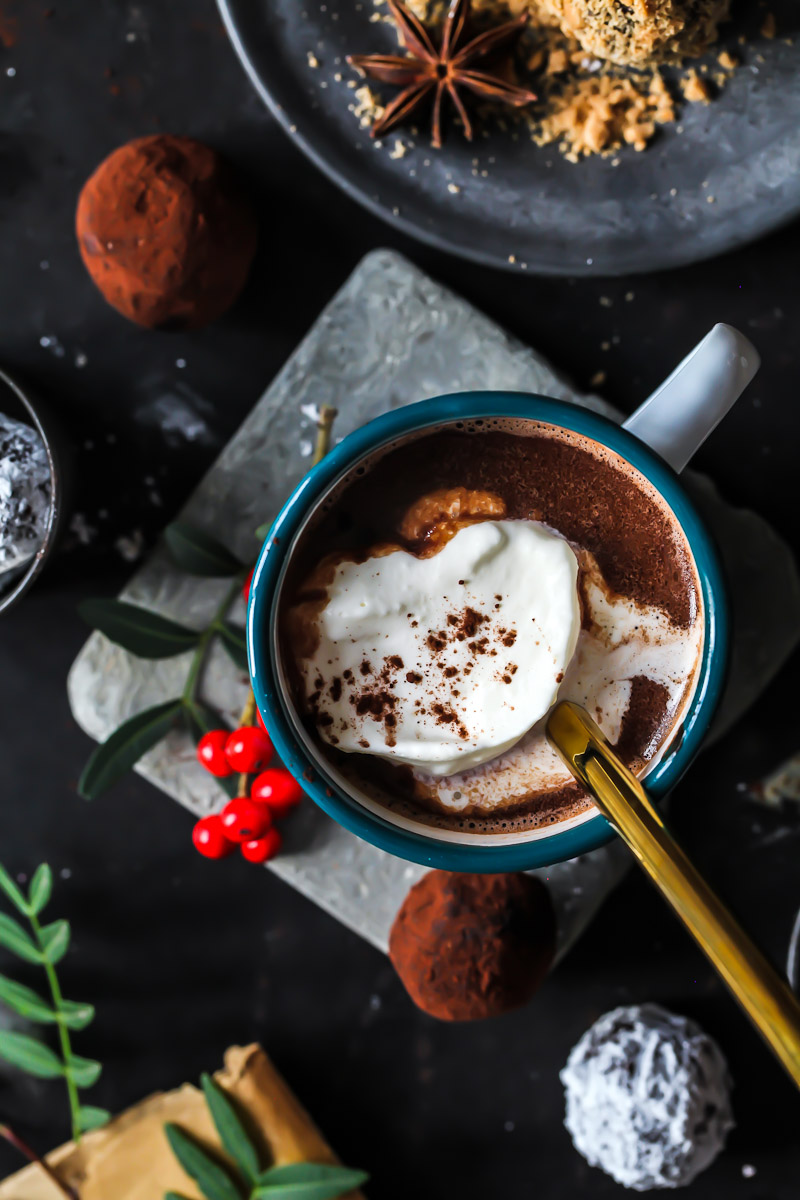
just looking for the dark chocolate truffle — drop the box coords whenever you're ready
[389,870,556,1021]
[76,135,257,330]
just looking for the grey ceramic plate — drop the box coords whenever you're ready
[218,1,800,275]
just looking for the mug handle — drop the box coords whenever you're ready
[622,324,760,473]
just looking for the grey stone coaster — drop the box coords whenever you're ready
[67,250,800,959]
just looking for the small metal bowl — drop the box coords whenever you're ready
[789,906,800,997]
[0,367,68,614]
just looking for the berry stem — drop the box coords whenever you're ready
[312,405,337,466]
[239,689,257,728]
[0,1124,78,1199]
[182,577,243,705]
[236,688,257,797]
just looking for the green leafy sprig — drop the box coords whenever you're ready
[76,405,337,803]
[165,1073,368,1200]
[0,864,107,1149]
[76,535,248,802]
[77,563,246,802]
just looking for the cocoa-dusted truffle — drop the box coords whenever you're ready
[76,135,257,330]
[389,870,556,1021]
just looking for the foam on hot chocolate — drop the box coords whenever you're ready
[280,419,704,834]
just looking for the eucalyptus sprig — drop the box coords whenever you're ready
[0,862,106,1196]
[165,1073,367,1200]
[77,406,337,803]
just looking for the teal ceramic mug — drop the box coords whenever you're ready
[248,325,758,871]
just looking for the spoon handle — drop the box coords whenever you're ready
[546,700,800,1090]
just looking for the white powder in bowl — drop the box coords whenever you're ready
[561,1003,734,1190]
[0,413,51,576]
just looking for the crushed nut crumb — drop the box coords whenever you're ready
[682,69,712,103]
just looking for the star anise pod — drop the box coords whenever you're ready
[348,0,537,148]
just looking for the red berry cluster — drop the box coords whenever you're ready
[191,712,303,865]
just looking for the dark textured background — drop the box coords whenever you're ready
[0,2,799,1195]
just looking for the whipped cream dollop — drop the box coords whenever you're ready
[295,520,580,775]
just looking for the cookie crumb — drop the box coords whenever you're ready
[352,84,384,128]
[682,70,712,103]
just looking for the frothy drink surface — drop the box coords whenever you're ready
[280,419,703,835]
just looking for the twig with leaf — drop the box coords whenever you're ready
[0,863,106,1198]
[77,406,337,804]
[165,1073,368,1200]
[77,536,248,803]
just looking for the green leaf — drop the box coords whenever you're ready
[0,913,42,963]
[77,1105,111,1132]
[78,699,184,800]
[201,1073,260,1183]
[79,599,201,659]
[254,524,270,543]
[182,705,238,800]
[218,623,249,672]
[28,864,53,916]
[0,864,30,914]
[60,999,96,1030]
[164,523,243,578]
[69,1055,102,1088]
[0,1031,63,1078]
[39,919,70,964]
[0,977,94,1030]
[164,1124,244,1200]
[0,974,56,1022]
[253,1164,369,1200]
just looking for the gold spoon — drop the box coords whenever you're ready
[546,700,800,1090]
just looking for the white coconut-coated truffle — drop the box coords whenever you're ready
[561,1003,734,1190]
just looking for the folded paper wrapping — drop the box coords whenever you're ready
[0,1045,365,1200]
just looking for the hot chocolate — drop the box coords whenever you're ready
[279,418,704,836]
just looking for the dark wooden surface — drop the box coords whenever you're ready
[0,3,798,1195]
